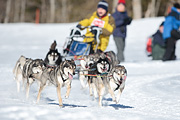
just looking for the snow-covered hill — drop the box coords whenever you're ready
[0,17,180,120]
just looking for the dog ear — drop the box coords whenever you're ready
[71,59,74,63]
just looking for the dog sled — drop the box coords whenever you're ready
[63,26,101,58]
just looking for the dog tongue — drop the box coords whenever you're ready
[68,73,73,80]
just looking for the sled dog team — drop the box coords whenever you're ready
[13,41,127,107]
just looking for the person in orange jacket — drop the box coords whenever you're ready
[76,0,115,53]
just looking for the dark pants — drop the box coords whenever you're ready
[113,36,125,62]
[163,30,180,61]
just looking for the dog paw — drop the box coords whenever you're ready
[116,100,119,104]
[113,99,117,103]
[59,104,64,108]
[65,95,69,99]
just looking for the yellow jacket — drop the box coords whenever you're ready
[79,12,115,52]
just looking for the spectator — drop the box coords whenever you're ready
[76,0,115,53]
[112,0,132,62]
[152,22,166,60]
[162,3,180,61]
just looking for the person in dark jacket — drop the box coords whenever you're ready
[112,0,132,62]
[162,3,180,61]
[152,22,166,60]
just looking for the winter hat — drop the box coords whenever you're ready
[97,0,109,12]
[118,0,126,4]
[174,3,180,9]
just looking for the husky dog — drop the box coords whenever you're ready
[87,53,111,99]
[104,51,120,69]
[107,65,127,104]
[13,55,27,92]
[13,56,45,95]
[89,52,122,106]
[44,41,62,68]
[79,53,100,89]
[23,58,45,98]
[31,59,76,107]
[94,65,127,106]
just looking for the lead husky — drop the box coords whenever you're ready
[31,59,76,106]
[94,65,127,106]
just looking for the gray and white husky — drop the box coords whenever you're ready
[23,58,45,98]
[79,53,100,89]
[89,54,111,104]
[31,59,76,107]
[107,65,127,104]
[94,65,127,106]
[13,56,44,93]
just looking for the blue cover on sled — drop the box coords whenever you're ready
[69,41,91,56]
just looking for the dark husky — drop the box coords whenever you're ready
[44,41,62,68]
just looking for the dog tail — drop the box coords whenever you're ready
[50,40,57,50]
[13,60,20,79]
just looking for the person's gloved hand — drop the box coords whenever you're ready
[124,17,132,25]
[120,26,125,33]
[91,26,102,35]
[76,24,82,29]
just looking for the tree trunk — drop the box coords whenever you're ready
[132,0,142,19]
[145,2,151,18]
[61,0,68,23]
[155,0,161,16]
[20,0,26,22]
[145,0,158,18]
[112,0,118,13]
[4,0,12,23]
[14,0,20,22]
[41,0,47,23]
[49,0,55,23]
[151,0,156,17]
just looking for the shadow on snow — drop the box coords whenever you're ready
[48,102,87,108]
[104,98,134,110]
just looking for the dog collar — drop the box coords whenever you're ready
[46,63,57,68]
[60,71,69,82]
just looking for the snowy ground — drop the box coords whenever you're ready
[0,17,180,120]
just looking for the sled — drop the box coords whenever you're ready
[63,27,101,58]
[146,37,152,57]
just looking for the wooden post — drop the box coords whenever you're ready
[35,8,40,24]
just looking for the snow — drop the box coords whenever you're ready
[0,17,180,120]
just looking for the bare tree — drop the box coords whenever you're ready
[14,0,21,22]
[4,0,12,23]
[41,0,47,23]
[61,0,68,22]
[132,0,142,19]
[155,0,161,16]
[49,0,55,23]
[145,0,159,18]
[112,0,118,12]
[20,0,26,22]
